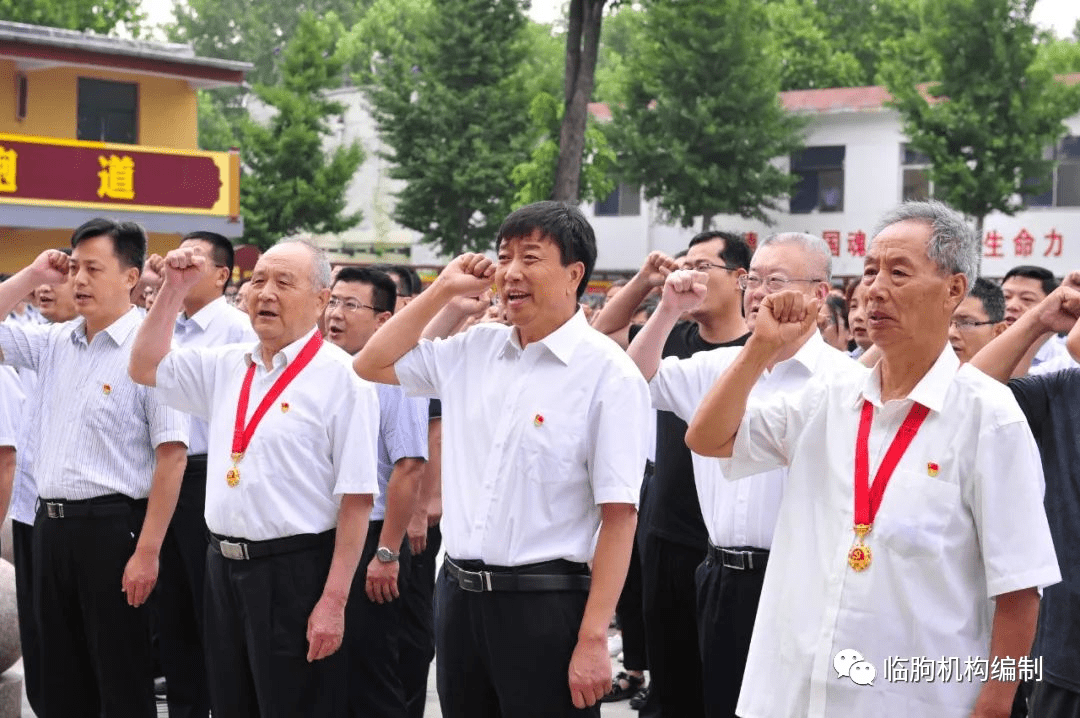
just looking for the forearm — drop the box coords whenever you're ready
[0,447,14,523]
[355,280,454,382]
[129,281,184,386]
[378,458,425,550]
[591,274,653,342]
[424,418,443,519]
[627,302,682,381]
[1068,315,1080,361]
[135,443,187,555]
[685,336,774,457]
[973,588,1040,714]
[0,270,43,327]
[971,314,1050,383]
[422,304,471,340]
[578,503,637,641]
[322,493,374,604]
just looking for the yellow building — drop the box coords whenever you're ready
[0,20,250,271]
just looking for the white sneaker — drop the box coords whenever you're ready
[608,633,623,657]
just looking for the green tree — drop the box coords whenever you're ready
[884,0,1080,234]
[593,5,642,104]
[610,0,804,230]
[0,0,142,34]
[764,0,864,90]
[239,12,364,250]
[353,0,532,255]
[196,90,237,152]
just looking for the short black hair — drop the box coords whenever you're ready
[334,267,397,314]
[373,264,421,298]
[687,230,751,271]
[497,201,597,300]
[968,277,1005,323]
[183,231,235,290]
[70,218,146,273]
[1003,265,1058,297]
[824,294,848,330]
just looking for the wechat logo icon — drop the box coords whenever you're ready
[834,649,876,687]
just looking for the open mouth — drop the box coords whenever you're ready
[75,292,92,302]
[256,308,278,319]
[504,289,530,308]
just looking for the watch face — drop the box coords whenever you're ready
[377,547,397,562]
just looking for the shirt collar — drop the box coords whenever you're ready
[780,329,828,375]
[244,326,320,371]
[69,306,141,347]
[857,342,959,412]
[500,309,588,365]
[177,296,231,333]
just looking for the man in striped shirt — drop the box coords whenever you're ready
[0,218,190,718]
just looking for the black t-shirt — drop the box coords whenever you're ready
[631,321,750,550]
[1009,369,1080,692]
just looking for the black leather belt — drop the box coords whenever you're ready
[209,529,334,561]
[445,557,592,593]
[38,494,146,519]
[707,544,770,571]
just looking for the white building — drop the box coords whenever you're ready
[585,82,1080,278]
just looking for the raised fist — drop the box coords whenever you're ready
[660,269,709,314]
[753,290,819,353]
[29,249,70,286]
[438,253,495,297]
[1036,286,1080,335]
[163,247,208,294]
[637,251,678,288]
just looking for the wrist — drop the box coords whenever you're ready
[318,589,348,611]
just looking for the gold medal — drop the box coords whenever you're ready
[226,452,244,488]
[847,524,872,571]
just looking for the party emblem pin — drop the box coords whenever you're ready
[102,383,112,395]
[281,402,290,413]
[533,414,544,427]
[927,462,939,477]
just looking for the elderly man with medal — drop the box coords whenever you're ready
[686,201,1060,718]
[130,239,380,718]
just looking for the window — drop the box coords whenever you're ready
[789,145,845,213]
[594,183,641,217]
[77,78,138,144]
[1023,136,1080,208]
[901,144,933,201]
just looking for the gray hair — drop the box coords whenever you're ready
[871,201,978,287]
[272,236,332,291]
[757,232,833,283]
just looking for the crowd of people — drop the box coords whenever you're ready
[0,198,1076,718]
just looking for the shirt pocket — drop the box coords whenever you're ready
[521,407,589,484]
[873,469,962,560]
[86,376,124,432]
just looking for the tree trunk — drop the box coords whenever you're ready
[552,0,606,203]
[701,213,714,232]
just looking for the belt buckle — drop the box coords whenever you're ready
[219,540,250,561]
[722,550,749,571]
[455,567,492,592]
[46,502,64,519]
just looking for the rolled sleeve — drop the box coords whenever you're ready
[155,347,217,420]
[650,354,708,421]
[971,418,1061,597]
[330,375,381,496]
[589,370,651,506]
[380,386,429,465]
[144,385,190,449]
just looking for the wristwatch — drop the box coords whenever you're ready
[375,546,400,563]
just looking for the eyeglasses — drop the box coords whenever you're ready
[689,261,741,274]
[737,274,826,292]
[327,297,384,313]
[949,317,996,330]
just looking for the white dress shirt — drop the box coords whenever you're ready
[373,383,429,522]
[650,331,856,549]
[173,296,258,455]
[723,344,1060,718]
[156,327,380,541]
[9,367,37,525]
[0,308,190,501]
[394,310,650,566]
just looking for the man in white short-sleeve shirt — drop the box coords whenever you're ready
[130,238,379,718]
[355,201,650,718]
[629,233,858,718]
[686,201,1060,718]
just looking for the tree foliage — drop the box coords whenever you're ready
[883,0,1080,232]
[610,0,804,230]
[0,0,142,35]
[239,13,364,249]
[351,0,532,255]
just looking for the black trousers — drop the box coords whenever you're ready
[12,519,43,715]
[694,550,768,718]
[1031,679,1080,718]
[639,531,707,718]
[346,519,412,718]
[33,497,156,718]
[203,532,346,718]
[400,523,441,718]
[156,454,211,718]
[616,537,647,671]
[435,559,599,718]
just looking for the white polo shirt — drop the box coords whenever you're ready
[156,327,380,541]
[723,344,1060,718]
[394,310,650,566]
[649,331,857,549]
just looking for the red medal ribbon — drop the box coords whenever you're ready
[231,331,323,458]
[854,399,930,526]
